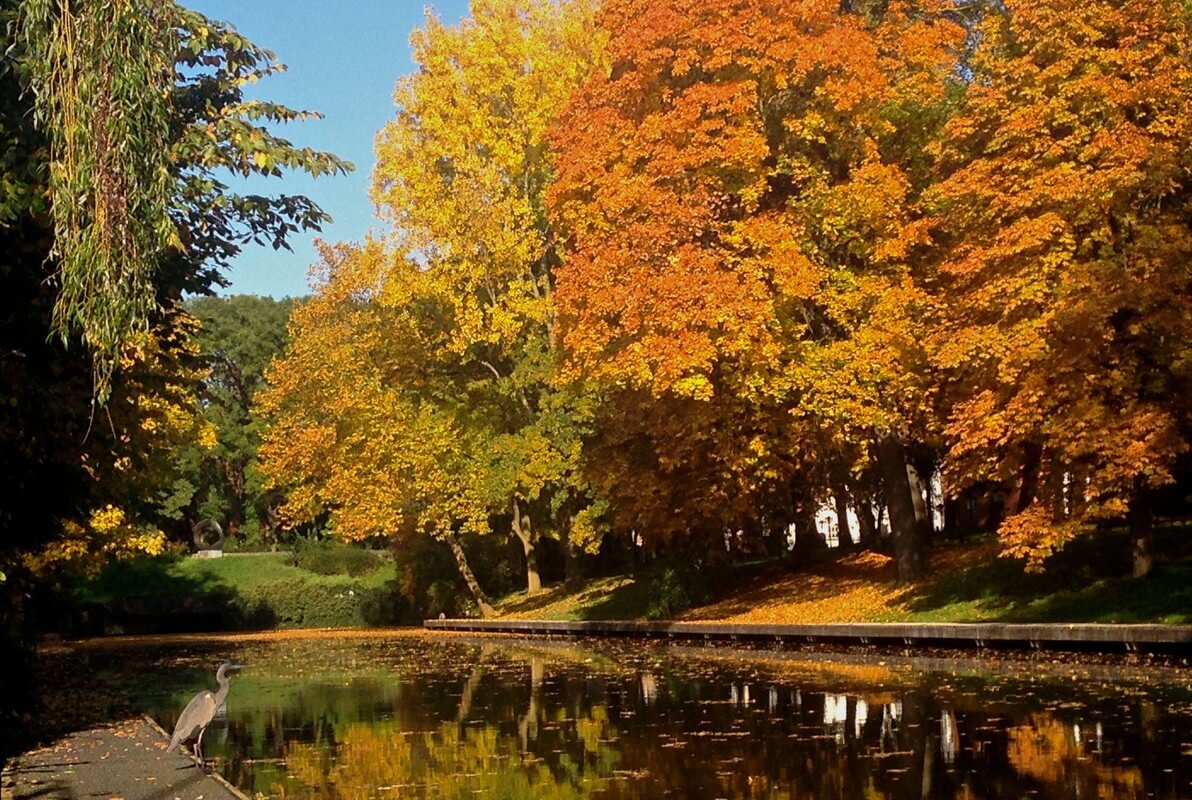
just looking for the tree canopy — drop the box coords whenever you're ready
[260,0,1192,599]
[8,0,1191,629]
[174,294,298,545]
[929,0,1192,571]
[260,0,606,607]
[0,0,350,592]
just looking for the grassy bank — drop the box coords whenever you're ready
[66,550,407,635]
[495,529,1192,625]
[64,527,1192,635]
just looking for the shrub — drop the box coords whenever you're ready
[294,540,382,577]
[222,522,275,553]
[62,553,413,634]
[644,562,710,620]
[391,536,486,619]
[239,579,408,628]
[359,581,411,626]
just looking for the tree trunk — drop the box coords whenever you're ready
[444,532,495,617]
[223,458,247,540]
[833,485,853,549]
[563,536,583,584]
[854,496,876,548]
[791,498,824,558]
[943,494,964,541]
[875,432,925,582]
[1129,484,1153,578]
[456,661,485,723]
[520,657,544,749]
[1004,443,1043,518]
[906,458,930,537]
[765,518,788,557]
[921,463,935,543]
[263,491,283,550]
[512,500,542,593]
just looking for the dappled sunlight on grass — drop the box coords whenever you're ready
[494,531,1192,625]
[496,576,642,620]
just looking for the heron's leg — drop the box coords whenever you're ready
[196,728,206,768]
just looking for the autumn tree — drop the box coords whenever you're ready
[261,0,605,599]
[548,0,963,579]
[259,243,500,612]
[930,0,1192,575]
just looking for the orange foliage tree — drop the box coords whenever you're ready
[930,0,1192,575]
[548,0,963,578]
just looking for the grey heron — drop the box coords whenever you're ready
[166,660,243,767]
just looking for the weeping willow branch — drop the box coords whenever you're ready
[19,0,180,400]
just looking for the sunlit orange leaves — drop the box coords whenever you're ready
[258,0,1192,576]
[930,0,1192,565]
[545,0,963,554]
[550,0,962,402]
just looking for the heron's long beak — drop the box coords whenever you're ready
[227,662,246,671]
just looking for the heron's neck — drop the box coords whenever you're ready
[214,673,231,706]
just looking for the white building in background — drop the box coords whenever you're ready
[814,503,864,548]
[808,468,946,549]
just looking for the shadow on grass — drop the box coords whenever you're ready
[65,556,261,635]
[903,528,1192,624]
[497,576,655,621]
[64,556,412,636]
[572,578,656,620]
[498,558,793,621]
[500,528,1192,626]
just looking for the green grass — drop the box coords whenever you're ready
[494,576,652,621]
[67,552,404,633]
[494,559,766,622]
[69,527,1192,631]
[174,553,396,589]
[74,552,396,603]
[901,537,1192,624]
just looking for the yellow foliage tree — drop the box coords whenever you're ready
[260,0,606,602]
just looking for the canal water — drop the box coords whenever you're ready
[81,633,1192,799]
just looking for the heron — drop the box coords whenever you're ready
[167,660,244,767]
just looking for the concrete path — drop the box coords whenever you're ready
[424,618,1192,653]
[2,718,244,800]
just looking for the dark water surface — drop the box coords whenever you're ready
[80,633,1192,799]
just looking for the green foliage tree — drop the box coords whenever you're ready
[0,1,350,599]
[15,0,178,398]
[171,295,298,546]
[12,0,349,396]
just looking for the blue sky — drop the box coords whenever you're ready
[188,0,472,298]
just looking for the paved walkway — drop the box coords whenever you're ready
[2,718,243,800]
[424,618,1192,652]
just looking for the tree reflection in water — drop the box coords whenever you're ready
[84,636,1192,799]
[1007,715,1144,797]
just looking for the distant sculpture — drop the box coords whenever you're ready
[192,519,225,551]
[167,660,243,767]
